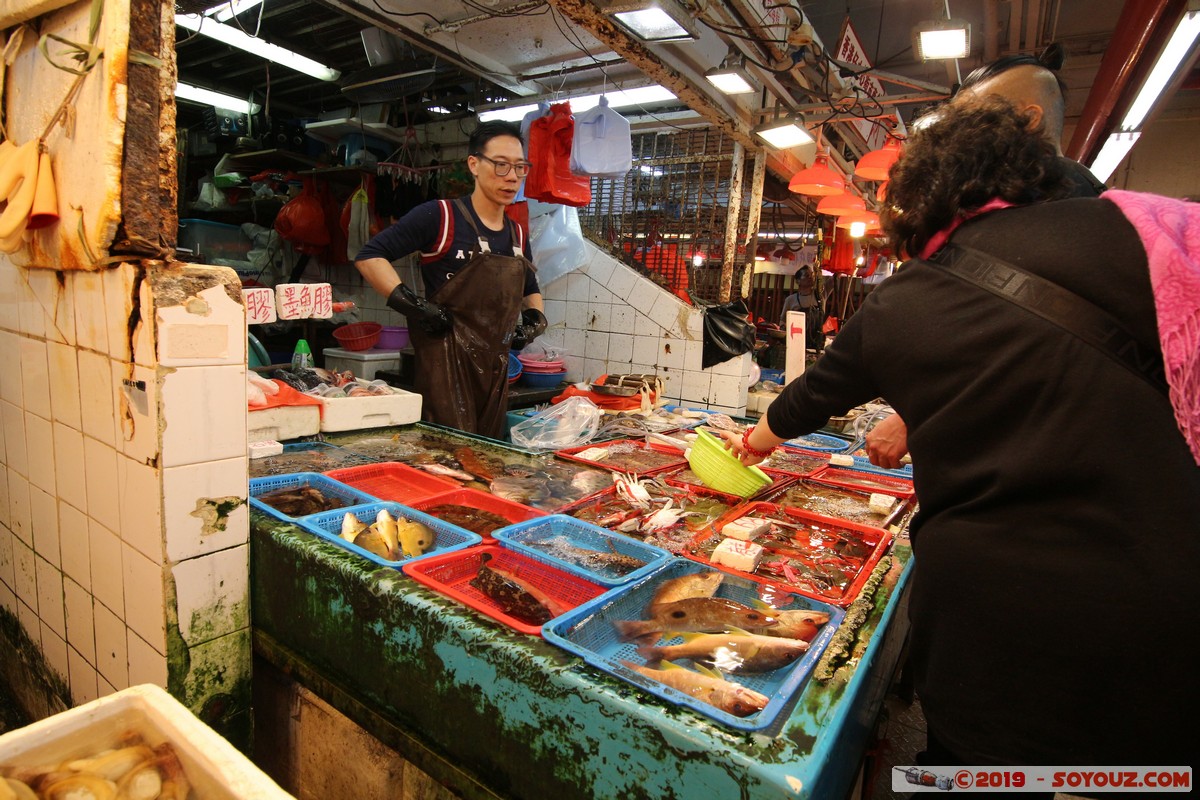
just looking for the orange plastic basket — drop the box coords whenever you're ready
[332,322,382,351]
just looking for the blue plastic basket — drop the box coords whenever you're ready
[299,501,482,569]
[543,558,843,733]
[780,432,854,452]
[492,515,671,587]
[249,472,379,524]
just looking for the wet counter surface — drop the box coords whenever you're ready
[250,425,913,800]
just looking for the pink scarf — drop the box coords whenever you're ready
[1104,190,1200,466]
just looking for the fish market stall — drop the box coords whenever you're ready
[250,423,915,800]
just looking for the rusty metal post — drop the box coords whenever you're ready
[719,141,746,303]
[741,149,767,299]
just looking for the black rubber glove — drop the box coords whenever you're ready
[510,308,548,351]
[386,283,452,336]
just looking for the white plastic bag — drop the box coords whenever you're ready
[570,96,632,177]
[530,204,588,286]
[510,396,602,451]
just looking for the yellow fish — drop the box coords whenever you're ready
[396,520,434,558]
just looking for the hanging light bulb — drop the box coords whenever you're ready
[816,192,866,217]
[837,210,882,238]
[854,136,904,181]
[788,151,845,196]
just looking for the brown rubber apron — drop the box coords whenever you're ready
[409,198,529,438]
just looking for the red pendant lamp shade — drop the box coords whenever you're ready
[816,192,866,217]
[789,152,845,196]
[854,137,903,181]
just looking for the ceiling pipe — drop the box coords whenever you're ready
[1065,0,1185,164]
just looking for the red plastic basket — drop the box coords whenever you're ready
[403,545,608,635]
[332,321,382,351]
[685,502,892,607]
[807,467,916,499]
[411,488,546,541]
[324,462,460,504]
[660,465,794,503]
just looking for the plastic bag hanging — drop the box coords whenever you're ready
[570,96,632,178]
[701,299,756,369]
[274,178,330,254]
[524,102,591,207]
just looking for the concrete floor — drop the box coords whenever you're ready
[868,694,929,799]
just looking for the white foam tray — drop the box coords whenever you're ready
[248,404,321,441]
[0,684,294,799]
[319,388,422,432]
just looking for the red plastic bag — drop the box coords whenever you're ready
[274,178,330,254]
[525,103,591,207]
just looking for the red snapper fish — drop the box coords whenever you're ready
[638,628,809,673]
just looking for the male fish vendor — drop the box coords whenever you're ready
[355,120,547,437]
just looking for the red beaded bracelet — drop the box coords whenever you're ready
[741,426,775,459]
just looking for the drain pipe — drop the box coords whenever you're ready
[1066,0,1185,164]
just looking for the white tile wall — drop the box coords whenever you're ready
[40,623,69,683]
[27,270,74,345]
[58,500,91,593]
[606,265,636,302]
[89,518,124,617]
[101,263,137,363]
[93,600,128,690]
[172,544,249,646]
[72,271,109,354]
[16,273,46,341]
[566,273,590,304]
[8,471,31,545]
[29,486,59,568]
[588,303,611,332]
[35,555,65,637]
[155,284,246,368]
[63,577,95,663]
[127,630,168,687]
[20,337,51,420]
[52,422,87,513]
[25,412,56,494]
[47,342,82,431]
[84,437,120,533]
[118,455,162,562]
[0,524,14,589]
[163,456,249,563]
[584,331,609,362]
[123,543,165,653]
[608,333,634,365]
[160,364,247,468]
[0,334,21,406]
[4,402,29,478]
[115,362,158,464]
[585,249,616,285]
[68,644,99,704]
[610,305,633,335]
[12,537,34,601]
[77,350,116,447]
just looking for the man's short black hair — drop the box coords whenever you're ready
[469,120,523,155]
[960,43,1068,99]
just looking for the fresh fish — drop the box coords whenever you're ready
[620,660,768,717]
[340,512,368,542]
[523,536,647,576]
[750,603,831,642]
[422,504,511,536]
[396,520,434,558]
[638,628,809,673]
[489,476,551,504]
[455,447,498,482]
[257,486,342,517]
[416,463,475,482]
[469,553,563,625]
[614,597,778,641]
[648,571,723,611]
[570,469,611,494]
[353,528,397,561]
[486,556,570,617]
[373,508,400,556]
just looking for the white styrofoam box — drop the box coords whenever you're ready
[249,440,285,459]
[0,684,294,799]
[248,404,320,442]
[319,388,422,432]
[322,347,401,380]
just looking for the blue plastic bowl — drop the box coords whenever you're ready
[507,353,523,383]
[521,369,567,389]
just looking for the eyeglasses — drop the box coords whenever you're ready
[473,153,533,177]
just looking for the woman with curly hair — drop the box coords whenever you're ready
[723,98,1200,775]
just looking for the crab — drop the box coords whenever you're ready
[612,471,653,509]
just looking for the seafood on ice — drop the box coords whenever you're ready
[620,660,768,718]
[469,553,568,626]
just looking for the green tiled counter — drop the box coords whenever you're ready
[251,510,913,800]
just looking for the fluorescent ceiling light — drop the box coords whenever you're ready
[1120,9,1200,132]
[203,0,263,22]
[428,105,453,115]
[598,0,698,42]
[705,65,755,95]
[176,13,341,81]
[753,117,814,149]
[1089,130,1141,183]
[174,82,260,114]
[478,85,677,122]
[913,20,971,60]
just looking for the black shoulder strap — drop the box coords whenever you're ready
[927,243,1167,395]
[452,197,483,239]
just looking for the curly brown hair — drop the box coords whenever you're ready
[881,98,1073,258]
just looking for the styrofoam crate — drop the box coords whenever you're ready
[0,684,294,799]
[248,404,320,442]
[322,347,401,380]
[318,388,422,432]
